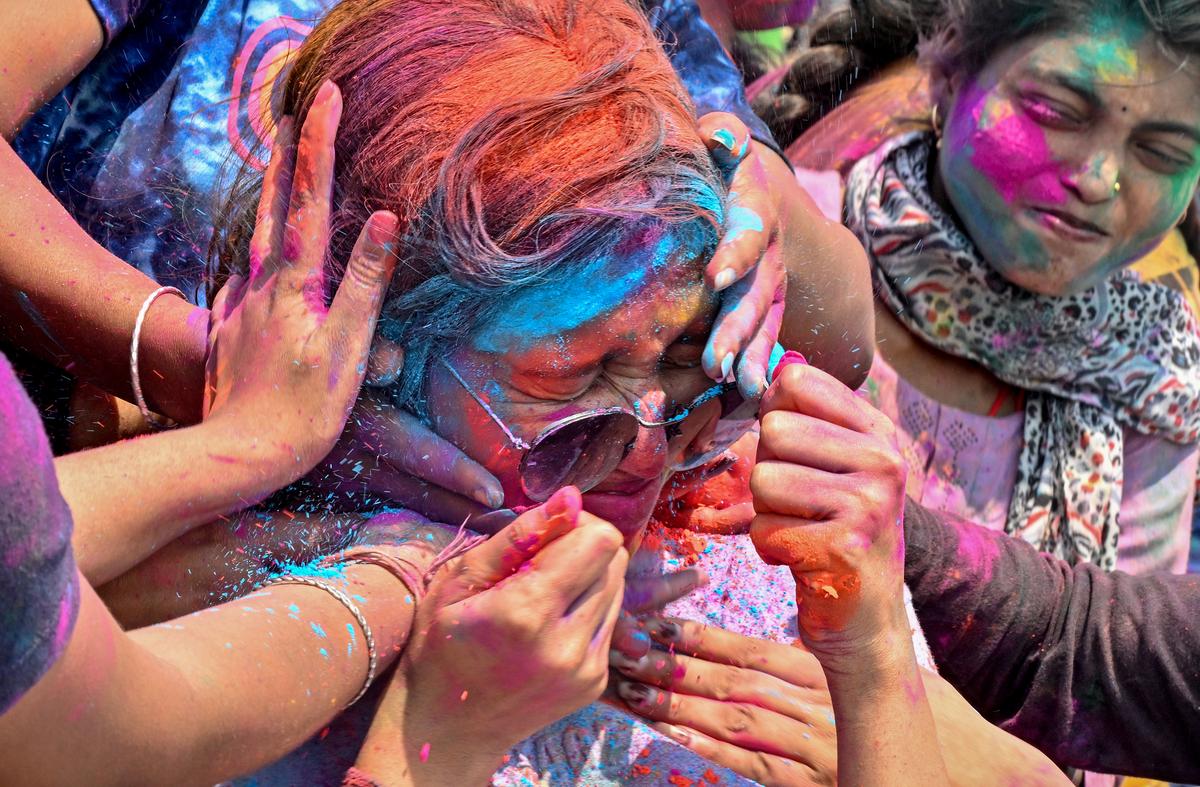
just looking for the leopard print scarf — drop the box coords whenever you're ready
[845,133,1200,569]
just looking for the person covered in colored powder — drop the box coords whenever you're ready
[0,98,633,784]
[0,0,878,626]
[0,0,870,476]
[107,0,1062,782]
[780,0,1200,579]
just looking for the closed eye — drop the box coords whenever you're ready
[1134,138,1196,174]
[1020,93,1087,129]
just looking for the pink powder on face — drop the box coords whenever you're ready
[957,82,1067,208]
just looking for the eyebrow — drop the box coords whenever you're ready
[1024,67,1103,107]
[1137,121,1200,146]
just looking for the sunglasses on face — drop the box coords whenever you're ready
[439,358,759,503]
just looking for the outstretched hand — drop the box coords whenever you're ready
[613,618,835,787]
[203,80,398,487]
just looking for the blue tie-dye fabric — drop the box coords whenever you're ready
[14,0,773,308]
[14,0,333,305]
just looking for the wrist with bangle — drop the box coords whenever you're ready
[258,525,486,708]
[129,285,186,428]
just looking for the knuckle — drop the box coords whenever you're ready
[750,753,787,786]
[344,253,388,291]
[780,362,809,393]
[711,667,739,702]
[676,620,706,653]
[496,604,538,639]
[828,529,861,561]
[580,671,608,703]
[587,522,624,554]
[749,464,772,500]
[545,648,577,676]
[721,703,757,737]
[734,637,766,670]
[862,478,898,514]
[759,409,788,443]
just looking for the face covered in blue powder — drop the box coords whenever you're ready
[425,219,722,542]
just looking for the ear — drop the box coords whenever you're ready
[923,27,966,126]
[364,334,405,387]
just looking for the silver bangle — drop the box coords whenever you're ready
[261,575,378,708]
[130,285,185,427]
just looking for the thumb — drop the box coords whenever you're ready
[326,210,399,370]
[697,111,751,175]
[457,486,584,592]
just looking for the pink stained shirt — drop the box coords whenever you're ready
[866,350,1197,575]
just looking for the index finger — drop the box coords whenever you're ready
[645,617,827,689]
[460,486,584,584]
[278,80,342,296]
[622,568,708,614]
[705,170,772,296]
[516,514,624,616]
[759,362,877,434]
[247,116,295,283]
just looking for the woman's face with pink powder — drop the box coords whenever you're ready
[935,15,1200,295]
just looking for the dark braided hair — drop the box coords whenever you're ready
[758,0,1200,149]
[750,0,941,146]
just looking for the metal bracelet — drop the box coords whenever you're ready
[129,285,185,428]
[261,574,378,708]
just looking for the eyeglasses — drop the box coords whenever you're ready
[439,358,759,503]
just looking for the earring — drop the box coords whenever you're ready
[930,104,942,136]
[1114,179,1121,194]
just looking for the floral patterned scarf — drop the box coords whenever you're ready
[845,132,1200,569]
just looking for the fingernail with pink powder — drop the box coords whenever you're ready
[769,350,808,383]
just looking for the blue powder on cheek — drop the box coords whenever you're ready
[310,622,327,638]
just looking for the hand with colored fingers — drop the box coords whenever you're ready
[751,354,948,785]
[610,566,709,660]
[357,486,628,785]
[698,112,787,401]
[203,80,398,493]
[612,617,836,787]
[308,385,505,526]
[751,355,909,665]
[610,617,1071,787]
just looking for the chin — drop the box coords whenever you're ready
[996,258,1112,297]
[581,481,666,541]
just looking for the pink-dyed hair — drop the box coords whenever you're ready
[213,0,723,415]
